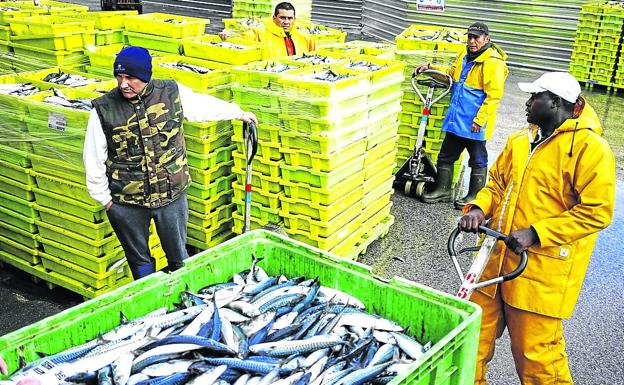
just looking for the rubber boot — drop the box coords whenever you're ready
[421,163,454,203]
[454,167,487,210]
[131,260,156,280]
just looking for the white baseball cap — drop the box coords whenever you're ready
[517,72,581,103]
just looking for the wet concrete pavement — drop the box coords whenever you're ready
[1,4,623,384]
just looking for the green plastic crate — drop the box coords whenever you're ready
[35,204,113,241]
[28,152,85,182]
[187,189,232,215]
[82,10,138,30]
[279,123,368,154]
[231,60,305,89]
[0,235,39,265]
[232,151,281,179]
[0,160,34,185]
[280,154,365,189]
[232,197,281,224]
[232,120,280,144]
[188,161,233,186]
[94,29,124,46]
[280,185,364,222]
[0,229,481,384]
[232,85,281,110]
[9,15,94,36]
[184,119,232,138]
[281,170,365,206]
[124,12,208,39]
[366,135,398,167]
[185,131,231,154]
[31,171,95,205]
[0,205,37,233]
[182,35,265,65]
[232,181,281,210]
[232,135,282,162]
[233,167,282,194]
[186,174,235,200]
[40,250,131,290]
[0,192,38,219]
[285,211,364,251]
[0,221,40,250]
[281,137,366,172]
[10,31,95,51]
[24,88,99,132]
[187,218,233,246]
[36,219,119,256]
[123,31,187,55]
[364,150,396,182]
[0,175,34,201]
[281,199,363,239]
[32,187,105,223]
[154,54,231,91]
[188,202,235,229]
[278,66,371,98]
[0,145,29,168]
[187,144,235,170]
[38,236,123,275]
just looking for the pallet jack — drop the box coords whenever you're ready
[447,226,528,300]
[393,70,453,198]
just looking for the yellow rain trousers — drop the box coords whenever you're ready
[464,101,616,384]
[241,20,315,59]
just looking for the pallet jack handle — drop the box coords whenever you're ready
[447,226,528,298]
[243,121,258,233]
[411,69,453,108]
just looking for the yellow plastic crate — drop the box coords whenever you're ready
[233,167,282,194]
[9,15,94,36]
[188,203,235,229]
[280,169,364,207]
[232,134,282,162]
[82,10,138,30]
[232,181,281,210]
[365,135,398,167]
[187,217,234,246]
[281,185,364,222]
[123,31,189,55]
[188,161,233,186]
[187,189,232,215]
[153,55,231,91]
[24,88,100,132]
[279,121,368,154]
[184,119,232,138]
[339,54,405,84]
[9,42,88,67]
[232,59,305,88]
[10,31,94,51]
[280,154,365,189]
[285,210,364,251]
[184,131,231,154]
[281,199,363,239]
[232,197,280,224]
[232,151,281,179]
[278,65,371,98]
[281,139,366,173]
[279,108,369,135]
[124,12,208,39]
[183,35,265,65]
[85,44,171,70]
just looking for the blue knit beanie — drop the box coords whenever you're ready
[113,46,152,83]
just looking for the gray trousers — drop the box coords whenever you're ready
[106,192,189,276]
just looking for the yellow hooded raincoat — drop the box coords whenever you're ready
[466,101,616,319]
[242,20,315,60]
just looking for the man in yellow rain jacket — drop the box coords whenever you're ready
[221,2,315,59]
[415,22,508,208]
[459,72,616,384]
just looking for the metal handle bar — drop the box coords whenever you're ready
[411,69,452,106]
[448,226,528,289]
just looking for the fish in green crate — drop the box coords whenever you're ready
[159,62,213,74]
[305,69,350,82]
[344,60,383,72]
[3,258,431,385]
[0,84,39,96]
[42,72,99,88]
[289,53,340,65]
[44,88,92,111]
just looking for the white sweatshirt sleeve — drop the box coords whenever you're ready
[83,110,112,207]
[177,82,244,123]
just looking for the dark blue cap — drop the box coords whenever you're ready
[113,46,152,83]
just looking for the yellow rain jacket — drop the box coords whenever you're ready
[241,19,315,59]
[443,43,508,140]
[466,101,615,318]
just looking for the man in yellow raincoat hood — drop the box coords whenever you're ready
[460,72,616,384]
[220,2,315,59]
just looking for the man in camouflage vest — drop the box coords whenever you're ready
[84,46,256,279]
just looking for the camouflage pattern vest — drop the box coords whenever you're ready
[92,80,190,208]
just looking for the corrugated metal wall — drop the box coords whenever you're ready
[312,0,363,33]
[361,0,586,71]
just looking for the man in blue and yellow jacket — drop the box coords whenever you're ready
[416,22,509,208]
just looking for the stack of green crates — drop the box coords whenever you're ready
[184,118,236,250]
[123,12,209,55]
[233,0,312,20]
[82,10,137,46]
[276,64,397,258]
[570,2,603,82]
[591,3,623,85]
[8,14,92,70]
[229,60,305,234]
